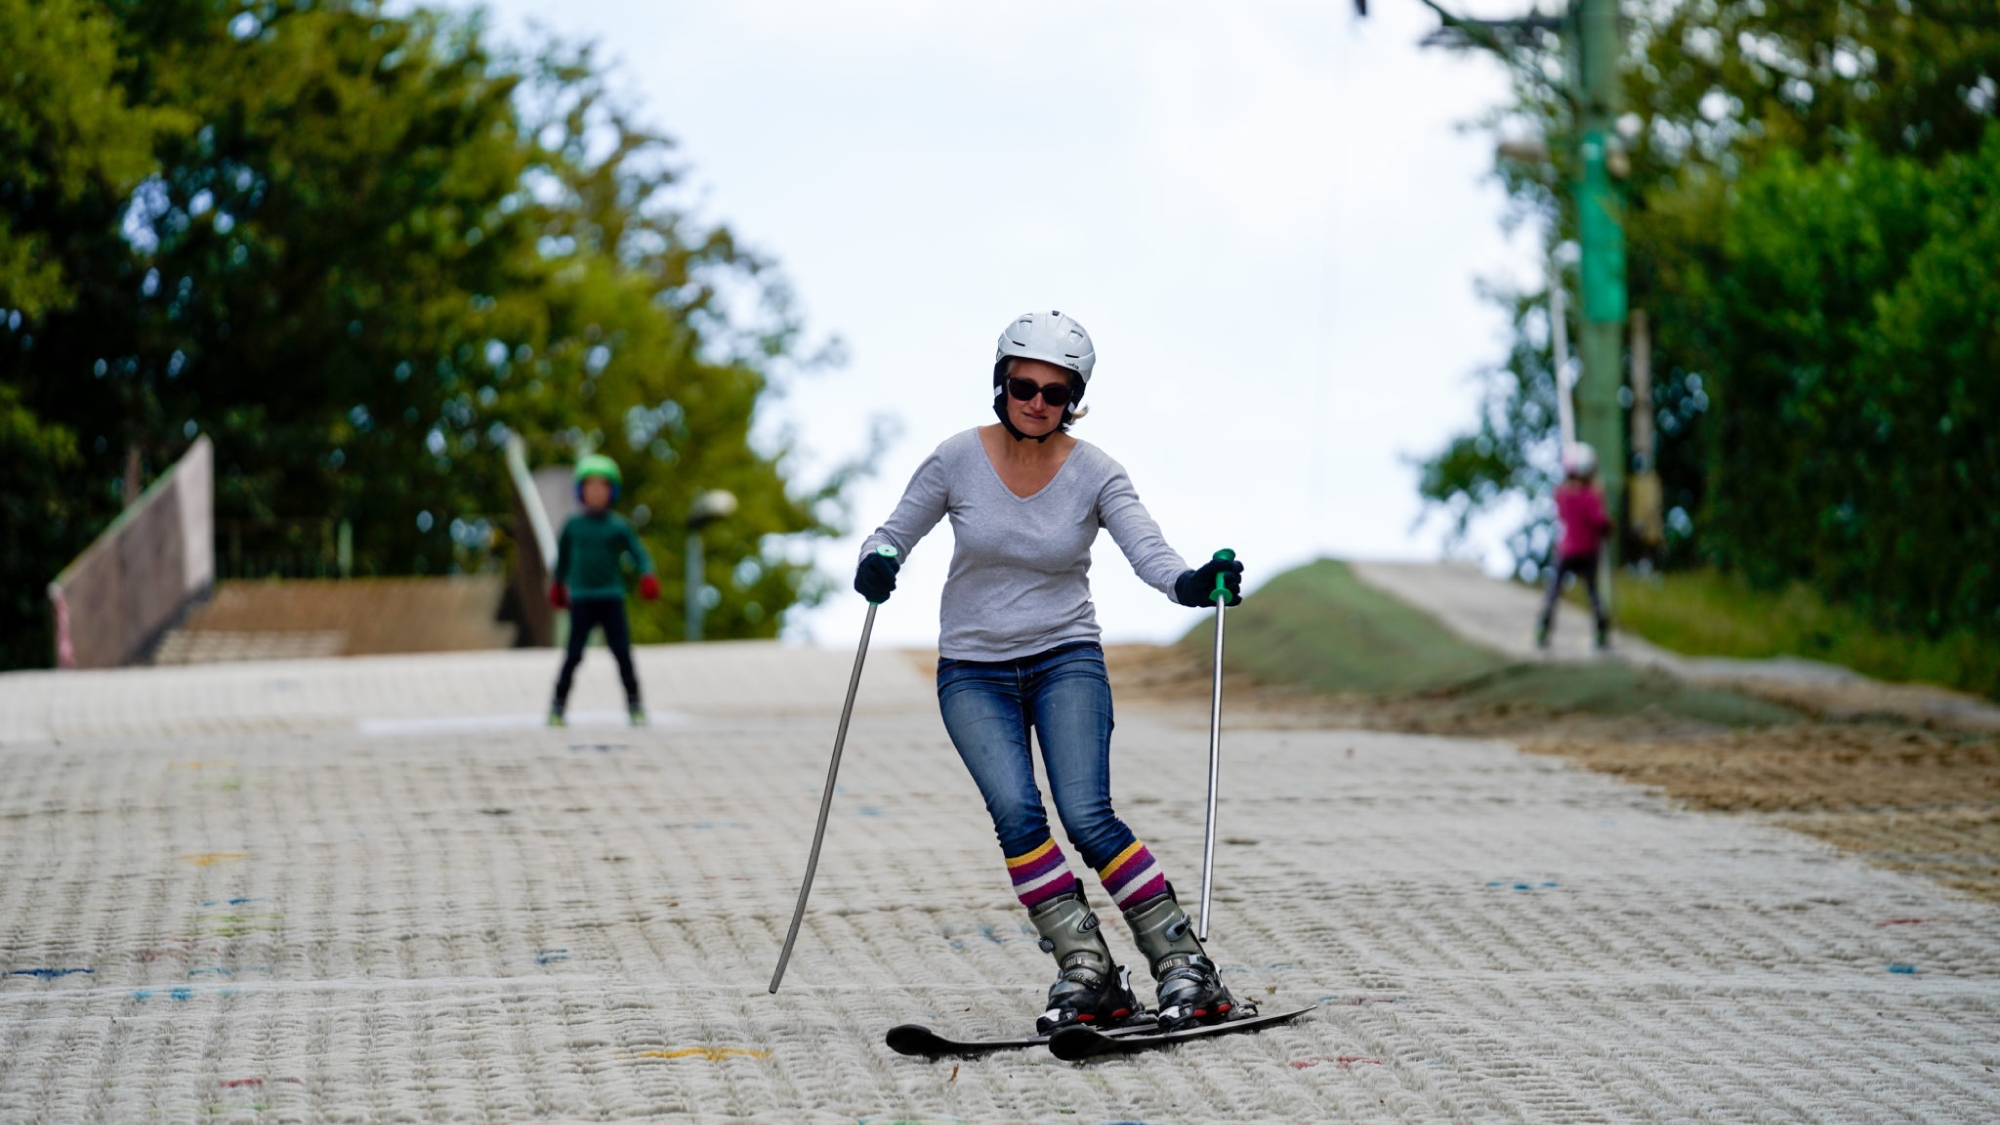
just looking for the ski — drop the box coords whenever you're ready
[886,1015,1159,1059]
[1046,1005,1316,1061]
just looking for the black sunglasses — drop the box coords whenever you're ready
[1005,376,1076,409]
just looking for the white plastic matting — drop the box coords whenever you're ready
[2,642,1997,1123]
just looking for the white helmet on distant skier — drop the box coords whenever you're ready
[993,310,1094,441]
[1562,442,1599,478]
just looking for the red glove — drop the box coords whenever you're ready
[638,574,661,601]
[549,582,568,609]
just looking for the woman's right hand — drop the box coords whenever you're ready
[855,550,901,604]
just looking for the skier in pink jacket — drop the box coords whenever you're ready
[1537,444,1611,651]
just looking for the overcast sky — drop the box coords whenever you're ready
[469,0,1540,648]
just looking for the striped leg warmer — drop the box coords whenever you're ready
[1005,838,1078,909]
[1097,841,1168,911]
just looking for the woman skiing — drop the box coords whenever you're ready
[855,310,1245,1035]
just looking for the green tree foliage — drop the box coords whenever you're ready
[0,0,176,668]
[0,0,170,318]
[1709,132,2000,634]
[0,0,862,668]
[1419,3,1999,634]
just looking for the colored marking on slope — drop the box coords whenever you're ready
[1291,1055,1386,1070]
[536,949,569,965]
[1878,918,1932,927]
[180,853,246,867]
[636,1047,770,1061]
[1887,964,1919,974]
[136,941,202,963]
[194,912,282,937]
[9,968,93,979]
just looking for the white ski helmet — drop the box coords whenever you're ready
[995,309,1095,386]
[1562,442,1599,478]
[993,310,1095,438]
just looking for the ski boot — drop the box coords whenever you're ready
[1028,884,1142,1035]
[629,707,648,728]
[547,710,567,728]
[1123,887,1238,1032]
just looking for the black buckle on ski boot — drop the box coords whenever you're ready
[1154,953,1238,1032]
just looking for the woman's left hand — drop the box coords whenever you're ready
[1175,556,1244,608]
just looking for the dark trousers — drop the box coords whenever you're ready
[553,597,640,712]
[1538,552,1608,644]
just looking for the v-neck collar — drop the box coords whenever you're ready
[978,430,1080,502]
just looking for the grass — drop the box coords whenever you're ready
[1604,569,2000,700]
[1182,558,1798,728]
[1179,558,1509,696]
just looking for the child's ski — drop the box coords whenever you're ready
[1046,1005,1315,1061]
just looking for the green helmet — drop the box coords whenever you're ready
[574,454,622,500]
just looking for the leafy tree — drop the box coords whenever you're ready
[0,0,864,668]
[1706,130,2000,635]
[1419,3,1999,604]
[0,0,178,667]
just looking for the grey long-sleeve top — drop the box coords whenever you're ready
[860,428,1189,661]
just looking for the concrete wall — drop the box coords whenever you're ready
[504,437,577,647]
[48,437,214,668]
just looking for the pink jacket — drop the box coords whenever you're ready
[1555,481,1611,559]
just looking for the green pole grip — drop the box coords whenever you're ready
[1210,548,1235,604]
[866,544,899,606]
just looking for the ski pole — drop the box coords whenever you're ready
[769,545,896,994]
[1197,548,1234,942]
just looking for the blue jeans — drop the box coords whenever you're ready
[936,642,1139,872]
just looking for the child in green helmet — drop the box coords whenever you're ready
[549,454,659,726]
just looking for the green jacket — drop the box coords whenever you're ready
[554,510,653,600]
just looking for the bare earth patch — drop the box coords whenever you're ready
[1094,643,2000,906]
[1524,725,2000,902]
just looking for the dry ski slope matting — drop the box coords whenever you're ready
[2,642,1998,1123]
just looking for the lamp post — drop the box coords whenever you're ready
[684,490,737,643]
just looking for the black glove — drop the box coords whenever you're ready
[855,549,901,604]
[1174,557,1244,608]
